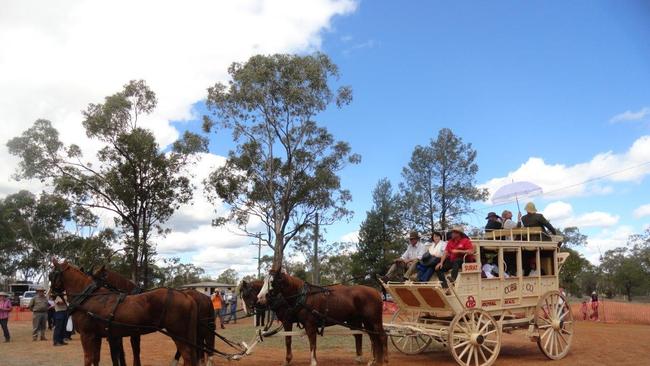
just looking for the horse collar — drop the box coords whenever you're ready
[67,281,99,315]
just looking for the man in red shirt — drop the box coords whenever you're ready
[435,226,474,288]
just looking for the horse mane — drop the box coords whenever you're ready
[94,266,138,292]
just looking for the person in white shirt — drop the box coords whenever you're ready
[501,210,519,230]
[416,232,447,281]
[383,231,427,282]
[482,254,499,278]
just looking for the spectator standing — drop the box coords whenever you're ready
[0,292,12,342]
[581,300,589,320]
[590,292,599,321]
[221,290,231,323]
[52,295,68,346]
[229,294,238,324]
[28,287,49,341]
[47,295,55,330]
[211,290,225,329]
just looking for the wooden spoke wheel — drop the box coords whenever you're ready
[389,309,433,355]
[448,309,501,366]
[535,290,574,360]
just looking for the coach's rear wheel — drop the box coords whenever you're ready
[535,290,574,360]
[448,309,501,366]
[389,309,432,355]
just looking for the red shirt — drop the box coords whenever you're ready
[446,236,474,262]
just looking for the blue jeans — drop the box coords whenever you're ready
[53,311,66,344]
[417,257,441,282]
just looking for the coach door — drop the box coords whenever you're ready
[501,247,521,308]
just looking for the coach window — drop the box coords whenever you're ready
[502,248,519,277]
[540,249,555,276]
[523,248,539,276]
[480,248,499,279]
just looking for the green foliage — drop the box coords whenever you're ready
[599,232,650,301]
[351,178,404,283]
[400,128,488,231]
[215,268,239,285]
[7,80,208,286]
[203,53,359,268]
[0,190,73,281]
[153,257,206,288]
[559,226,587,247]
[559,247,593,296]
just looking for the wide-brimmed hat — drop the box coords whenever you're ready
[451,225,465,234]
[408,231,420,240]
[524,202,537,213]
[35,286,46,292]
[0,292,8,297]
[485,212,500,220]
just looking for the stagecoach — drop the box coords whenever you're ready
[381,227,573,366]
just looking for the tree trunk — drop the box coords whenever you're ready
[131,225,140,284]
[272,230,284,271]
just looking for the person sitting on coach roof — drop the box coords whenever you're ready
[485,212,503,232]
[501,210,519,230]
[517,202,557,236]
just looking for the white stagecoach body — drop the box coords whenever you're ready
[382,227,574,366]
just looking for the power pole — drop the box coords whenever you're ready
[313,213,320,285]
[250,233,263,279]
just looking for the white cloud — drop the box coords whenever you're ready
[633,203,650,218]
[482,135,650,201]
[544,201,573,221]
[0,0,358,276]
[610,107,650,123]
[0,0,356,197]
[582,226,636,264]
[543,201,619,228]
[339,230,359,243]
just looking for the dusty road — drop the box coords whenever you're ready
[1,318,648,365]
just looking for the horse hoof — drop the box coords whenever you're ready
[170,360,179,366]
[355,356,363,364]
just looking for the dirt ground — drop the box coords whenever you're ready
[1,316,649,366]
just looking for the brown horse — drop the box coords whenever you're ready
[240,279,366,365]
[91,265,216,366]
[257,270,388,366]
[49,260,199,366]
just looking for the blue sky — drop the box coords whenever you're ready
[180,1,650,264]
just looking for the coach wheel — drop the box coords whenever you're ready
[389,309,432,355]
[448,309,501,366]
[535,290,574,360]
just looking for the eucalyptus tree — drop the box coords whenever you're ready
[7,80,208,286]
[401,128,487,231]
[203,53,359,268]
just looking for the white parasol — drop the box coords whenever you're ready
[491,181,543,213]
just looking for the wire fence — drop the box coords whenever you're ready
[571,300,650,325]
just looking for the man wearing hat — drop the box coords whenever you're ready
[485,212,503,232]
[383,231,427,282]
[0,291,12,342]
[28,287,49,341]
[518,202,556,237]
[435,226,474,288]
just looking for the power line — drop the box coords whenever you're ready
[474,160,650,214]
